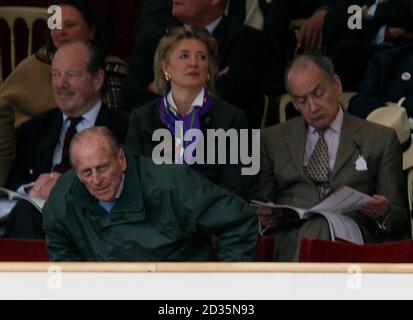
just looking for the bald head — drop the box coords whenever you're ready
[70,127,120,168]
[285,54,336,93]
[285,54,342,130]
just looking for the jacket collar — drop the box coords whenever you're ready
[284,111,362,188]
[331,112,363,187]
[284,117,311,185]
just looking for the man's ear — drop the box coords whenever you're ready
[211,0,222,7]
[292,100,300,112]
[333,74,343,96]
[118,148,127,173]
[94,69,105,92]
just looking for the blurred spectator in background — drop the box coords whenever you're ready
[324,0,413,90]
[349,43,413,118]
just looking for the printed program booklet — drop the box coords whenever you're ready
[0,188,45,215]
[251,186,373,244]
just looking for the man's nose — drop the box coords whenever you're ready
[55,74,69,88]
[91,170,103,185]
[308,96,319,112]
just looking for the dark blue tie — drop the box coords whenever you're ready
[53,117,82,174]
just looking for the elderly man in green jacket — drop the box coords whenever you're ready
[43,127,258,262]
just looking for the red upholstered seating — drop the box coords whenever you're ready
[211,235,276,261]
[299,237,413,263]
[0,238,49,261]
[254,235,276,261]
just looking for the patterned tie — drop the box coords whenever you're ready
[307,129,329,185]
[53,117,82,174]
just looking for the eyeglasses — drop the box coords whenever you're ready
[77,164,111,180]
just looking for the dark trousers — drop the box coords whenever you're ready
[4,200,45,240]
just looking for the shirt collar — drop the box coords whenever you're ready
[205,16,222,33]
[166,88,205,115]
[309,106,344,135]
[62,100,102,125]
[97,173,125,212]
[114,173,125,200]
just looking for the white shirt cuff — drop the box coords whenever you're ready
[17,182,35,196]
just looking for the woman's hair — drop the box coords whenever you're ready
[154,26,219,96]
[45,0,111,56]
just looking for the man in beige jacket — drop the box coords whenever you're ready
[250,54,411,261]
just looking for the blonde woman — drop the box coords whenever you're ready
[126,26,249,198]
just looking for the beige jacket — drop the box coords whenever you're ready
[250,112,411,242]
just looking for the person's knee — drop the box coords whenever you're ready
[299,215,330,239]
[4,200,44,239]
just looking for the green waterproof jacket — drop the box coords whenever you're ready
[43,153,258,262]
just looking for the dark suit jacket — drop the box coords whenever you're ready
[286,0,335,19]
[125,98,250,198]
[139,0,171,19]
[349,44,413,118]
[324,0,413,49]
[119,16,269,128]
[250,112,411,242]
[6,105,129,190]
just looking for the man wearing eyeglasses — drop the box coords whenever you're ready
[43,127,257,262]
[250,53,411,261]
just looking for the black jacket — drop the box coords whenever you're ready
[349,44,413,118]
[6,105,129,190]
[324,0,413,49]
[125,98,250,198]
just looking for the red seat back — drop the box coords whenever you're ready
[254,235,276,261]
[299,237,413,263]
[0,238,49,261]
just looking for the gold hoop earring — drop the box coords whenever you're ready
[164,72,171,82]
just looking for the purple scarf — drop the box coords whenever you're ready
[159,90,215,163]
[159,91,214,142]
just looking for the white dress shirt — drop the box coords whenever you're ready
[166,88,205,116]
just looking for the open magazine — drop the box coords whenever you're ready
[251,186,373,245]
[0,187,45,214]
